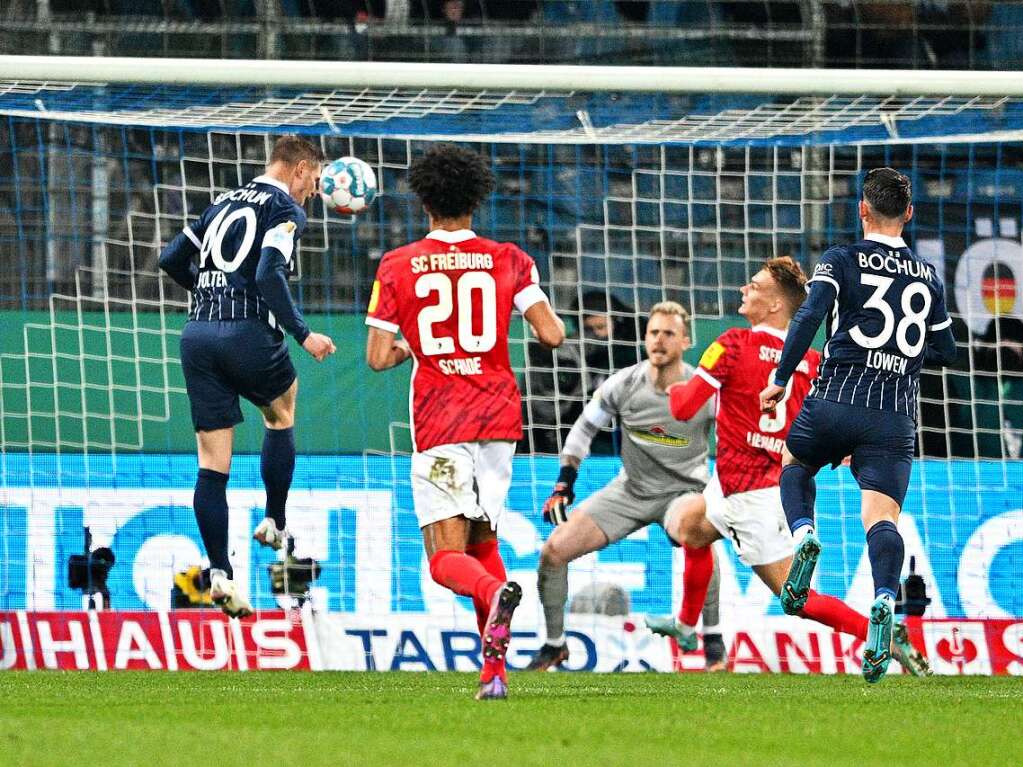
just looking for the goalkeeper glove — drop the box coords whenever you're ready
[542,465,578,525]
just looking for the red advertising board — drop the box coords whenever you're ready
[0,611,311,671]
[2,612,1021,674]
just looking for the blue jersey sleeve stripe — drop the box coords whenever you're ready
[807,274,840,294]
[929,317,952,331]
[182,226,201,249]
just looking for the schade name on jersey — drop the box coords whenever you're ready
[438,356,484,376]
[366,229,547,451]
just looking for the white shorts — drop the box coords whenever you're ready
[703,473,792,567]
[410,440,516,530]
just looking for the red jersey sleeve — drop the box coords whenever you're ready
[509,245,547,313]
[365,254,400,334]
[696,327,743,390]
[806,348,821,379]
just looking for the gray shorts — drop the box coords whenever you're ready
[579,475,701,544]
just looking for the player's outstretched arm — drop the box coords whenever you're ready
[365,326,412,371]
[773,279,833,387]
[158,230,199,291]
[668,374,716,421]
[524,301,565,350]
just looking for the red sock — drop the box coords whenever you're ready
[467,540,508,634]
[679,544,714,627]
[800,589,868,640]
[429,549,503,607]
[467,540,509,682]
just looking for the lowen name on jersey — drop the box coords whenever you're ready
[866,349,908,375]
[438,356,483,376]
[411,252,495,274]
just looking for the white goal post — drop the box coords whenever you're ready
[0,55,1020,670]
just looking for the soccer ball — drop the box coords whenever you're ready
[320,156,377,215]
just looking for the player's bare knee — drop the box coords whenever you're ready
[540,538,570,569]
[676,508,705,548]
[861,490,900,530]
[262,410,295,429]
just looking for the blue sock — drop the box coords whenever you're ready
[780,463,816,535]
[194,468,231,578]
[261,426,295,530]
[866,520,904,600]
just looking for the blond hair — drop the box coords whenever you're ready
[649,301,691,325]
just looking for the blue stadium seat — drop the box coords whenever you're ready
[541,1,618,23]
[987,3,1023,69]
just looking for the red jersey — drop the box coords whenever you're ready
[365,229,546,452]
[696,324,820,496]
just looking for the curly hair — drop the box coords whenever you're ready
[408,144,496,220]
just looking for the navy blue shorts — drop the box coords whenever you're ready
[786,397,916,506]
[180,320,296,432]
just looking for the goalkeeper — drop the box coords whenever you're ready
[527,302,725,671]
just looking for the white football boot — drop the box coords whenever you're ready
[209,570,254,619]
[252,517,288,551]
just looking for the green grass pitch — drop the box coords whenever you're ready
[0,672,1019,766]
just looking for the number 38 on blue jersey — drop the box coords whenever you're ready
[804,234,952,416]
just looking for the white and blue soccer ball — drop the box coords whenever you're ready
[320,156,377,215]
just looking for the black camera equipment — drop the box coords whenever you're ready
[67,527,115,609]
[268,536,321,604]
[896,556,931,616]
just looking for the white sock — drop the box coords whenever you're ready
[792,524,815,546]
[546,635,566,647]
[701,623,720,635]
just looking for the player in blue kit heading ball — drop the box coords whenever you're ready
[159,136,336,617]
[760,168,956,682]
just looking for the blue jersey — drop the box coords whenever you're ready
[181,175,306,331]
[803,234,951,415]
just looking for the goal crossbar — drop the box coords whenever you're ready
[2,55,1023,97]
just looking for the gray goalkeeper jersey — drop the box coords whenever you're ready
[593,360,713,498]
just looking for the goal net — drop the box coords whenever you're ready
[0,59,1020,672]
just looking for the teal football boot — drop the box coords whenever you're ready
[780,532,821,615]
[863,597,895,684]
[891,622,932,677]
[644,615,698,652]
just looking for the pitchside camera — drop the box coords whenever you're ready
[67,527,115,609]
[268,537,321,601]
[896,555,931,616]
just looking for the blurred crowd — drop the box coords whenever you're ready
[2,2,1015,68]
